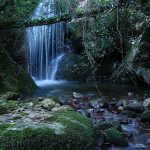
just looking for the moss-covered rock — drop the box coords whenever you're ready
[141,110,150,122]
[121,110,138,118]
[0,91,19,100]
[0,50,37,95]
[104,127,128,147]
[41,98,56,111]
[0,100,19,115]
[0,111,94,150]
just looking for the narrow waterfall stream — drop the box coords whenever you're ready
[26,0,65,86]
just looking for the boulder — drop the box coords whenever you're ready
[0,111,94,150]
[41,98,56,111]
[73,92,85,99]
[104,127,128,147]
[99,121,112,130]
[121,110,137,118]
[141,110,150,122]
[125,102,144,113]
[143,98,150,108]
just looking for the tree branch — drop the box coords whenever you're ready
[0,4,121,29]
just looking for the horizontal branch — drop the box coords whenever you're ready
[0,4,120,29]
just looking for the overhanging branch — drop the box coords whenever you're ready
[0,4,120,29]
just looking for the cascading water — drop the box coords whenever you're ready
[26,0,65,86]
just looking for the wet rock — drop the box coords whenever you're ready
[143,98,150,109]
[121,110,137,118]
[118,106,124,111]
[41,98,56,111]
[59,97,68,105]
[90,100,109,109]
[73,92,85,99]
[125,102,144,113]
[85,94,95,99]
[128,92,134,98]
[99,121,112,130]
[146,138,150,144]
[104,127,128,147]
[87,109,94,114]
[141,110,150,122]
[79,102,89,109]
[134,143,147,149]
[51,105,73,112]
[90,100,101,109]
[110,101,117,107]
[101,101,109,108]
[122,100,128,108]
[77,109,90,117]
[116,100,123,107]
[121,124,138,135]
[37,97,45,101]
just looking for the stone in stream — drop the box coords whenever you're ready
[125,102,144,113]
[118,106,124,111]
[90,100,109,109]
[141,110,150,122]
[73,92,85,99]
[121,110,138,118]
[99,121,112,130]
[41,98,56,111]
[143,98,150,109]
[104,127,128,147]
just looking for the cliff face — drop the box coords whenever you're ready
[0,48,37,96]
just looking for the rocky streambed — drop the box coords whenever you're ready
[0,81,150,150]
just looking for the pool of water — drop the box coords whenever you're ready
[35,80,150,100]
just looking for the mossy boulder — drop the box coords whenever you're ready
[0,50,36,96]
[41,98,56,111]
[125,102,144,113]
[141,110,150,122]
[0,111,94,150]
[0,100,19,115]
[121,110,138,118]
[104,127,128,147]
[0,91,19,100]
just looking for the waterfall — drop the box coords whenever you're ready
[26,0,65,86]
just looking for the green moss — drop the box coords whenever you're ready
[0,100,19,115]
[105,127,128,147]
[19,112,29,117]
[0,124,16,132]
[12,116,22,120]
[46,111,94,149]
[48,96,59,103]
[0,112,94,150]
[0,91,19,100]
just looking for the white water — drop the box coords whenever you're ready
[26,0,65,86]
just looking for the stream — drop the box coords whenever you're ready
[33,80,150,150]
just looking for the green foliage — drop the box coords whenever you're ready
[0,0,38,23]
